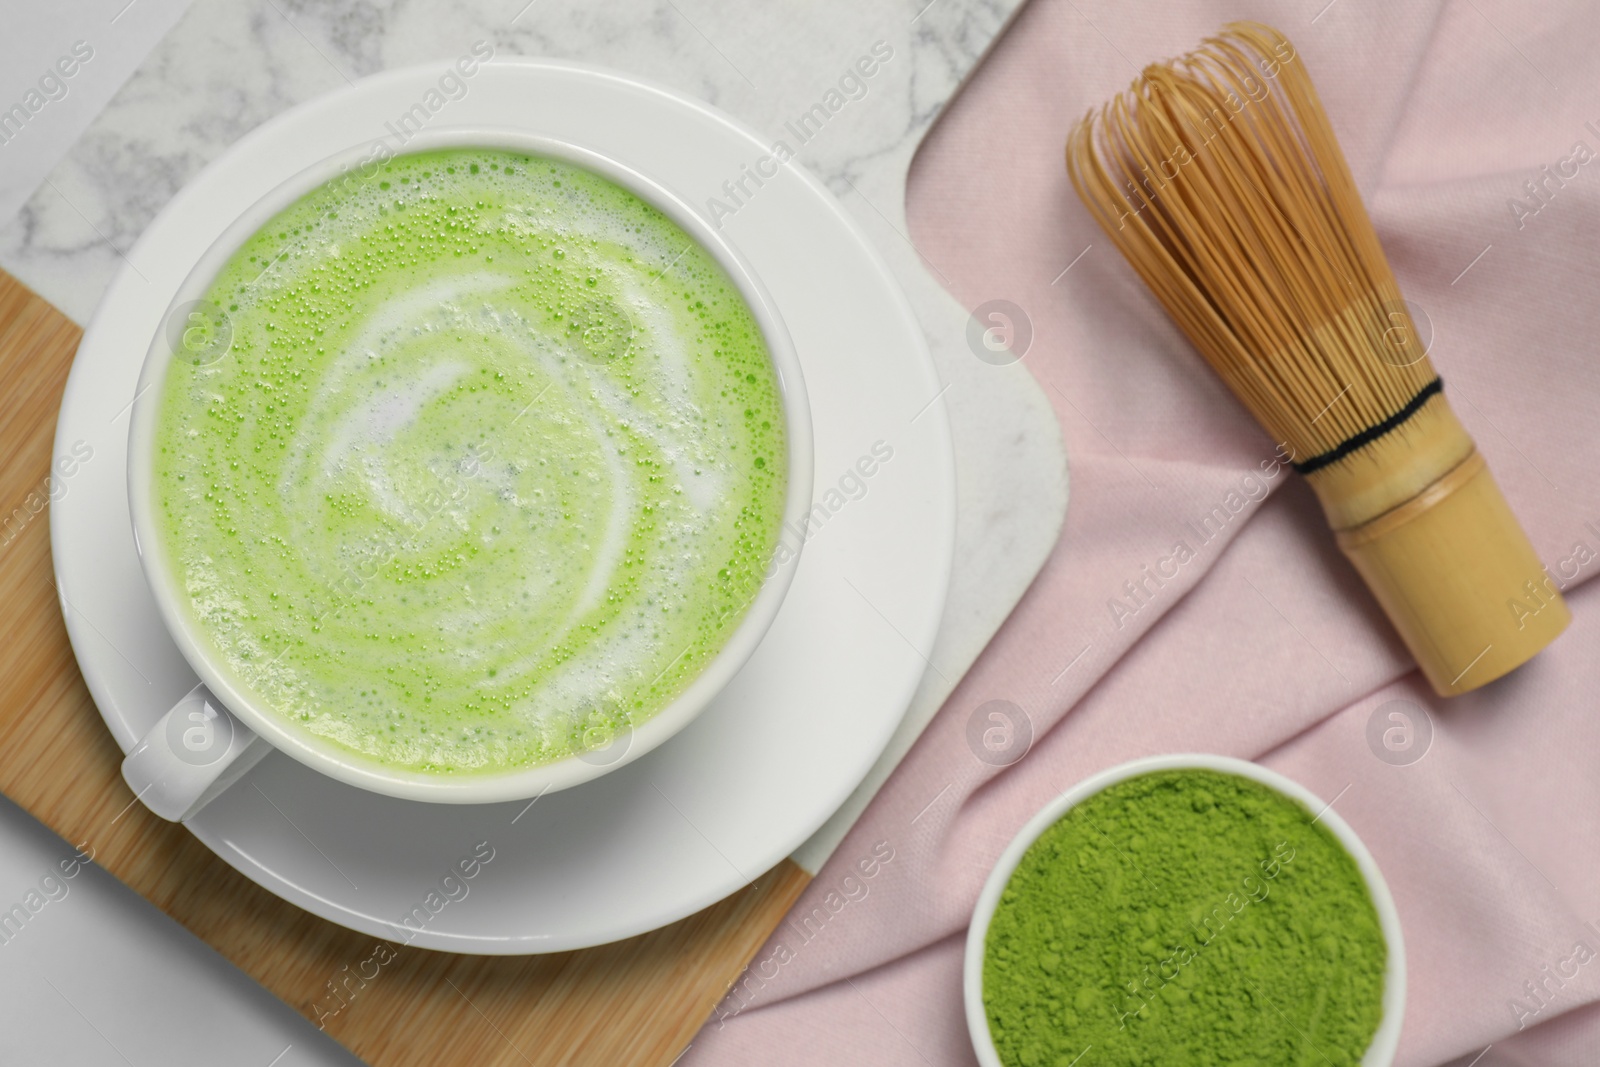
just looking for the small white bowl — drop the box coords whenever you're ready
[964,754,1405,1067]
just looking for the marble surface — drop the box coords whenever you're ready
[0,0,1067,871]
[0,0,196,224]
[0,793,360,1066]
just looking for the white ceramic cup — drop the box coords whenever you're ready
[964,754,1406,1067]
[122,127,814,821]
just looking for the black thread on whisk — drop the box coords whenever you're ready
[1292,377,1445,475]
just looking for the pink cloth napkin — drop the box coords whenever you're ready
[687,3,1600,1065]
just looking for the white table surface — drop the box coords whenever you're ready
[0,794,360,1065]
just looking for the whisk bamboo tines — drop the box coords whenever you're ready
[1067,22,1566,695]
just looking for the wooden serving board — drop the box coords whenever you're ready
[0,268,811,1066]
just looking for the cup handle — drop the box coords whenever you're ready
[121,683,271,822]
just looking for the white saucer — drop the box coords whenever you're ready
[51,59,954,953]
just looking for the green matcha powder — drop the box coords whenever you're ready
[983,769,1387,1067]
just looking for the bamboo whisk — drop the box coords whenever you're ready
[1067,22,1566,695]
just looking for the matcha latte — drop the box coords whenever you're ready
[149,147,788,776]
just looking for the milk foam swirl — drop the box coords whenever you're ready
[151,149,786,773]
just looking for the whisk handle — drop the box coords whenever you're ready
[1334,449,1568,695]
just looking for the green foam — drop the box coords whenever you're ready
[152,148,787,775]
